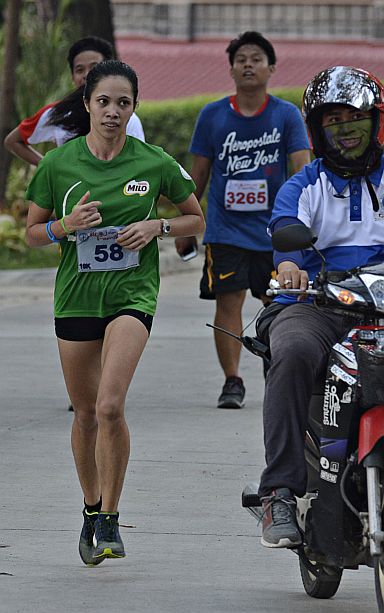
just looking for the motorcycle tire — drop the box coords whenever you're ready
[366,459,384,612]
[299,557,342,599]
[374,555,384,612]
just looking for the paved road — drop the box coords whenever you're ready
[0,267,378,613]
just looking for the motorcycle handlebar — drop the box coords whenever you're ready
[266,288,322,297]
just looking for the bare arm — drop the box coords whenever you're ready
[175,154,211,255]
[4,127,43,166]
[117,193,205,251]
[26,191,102,247]
[190,154,212,201]
[169,193,205,236]
[25,203,53,247]
[289,149,311,175]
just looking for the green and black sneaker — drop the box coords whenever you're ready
[93,512,126,561]
[79,509,104,566]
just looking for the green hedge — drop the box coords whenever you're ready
[137,87,306,170]
[5,87,306,266]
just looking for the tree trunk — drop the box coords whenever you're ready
[35,0,60,24]
[65,0,116,56]
[0,0,22,209]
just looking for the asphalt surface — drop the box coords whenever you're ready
[0,245,379,613]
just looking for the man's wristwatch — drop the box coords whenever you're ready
[160,218,171,237]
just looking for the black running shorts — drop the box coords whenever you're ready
[200,243,274,300]
[55,309,153,341]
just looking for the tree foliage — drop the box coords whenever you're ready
[137,87,305,170]
[0,0,22,207]
[1,0,117,208]
[64,0,116,55]
[15,3,76,119]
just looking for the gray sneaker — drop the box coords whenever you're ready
[260,488,302,548]
[217,377,245,408]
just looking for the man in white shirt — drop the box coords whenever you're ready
[4,36,144,166]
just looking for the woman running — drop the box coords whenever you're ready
[25,60,205,566]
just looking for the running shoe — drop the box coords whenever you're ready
[217,376,245,408]
[93,512,126,561]
[260,488,302,548]
[79,509,104,566]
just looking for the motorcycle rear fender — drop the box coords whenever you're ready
[358,405,384,465]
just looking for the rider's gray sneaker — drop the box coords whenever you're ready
[260,488,302,548]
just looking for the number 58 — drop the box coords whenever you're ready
[94,243,124,262]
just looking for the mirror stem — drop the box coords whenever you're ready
[312,244,326,283]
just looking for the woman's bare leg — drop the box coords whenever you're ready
[58,338,102,505]
[95,315,149,512]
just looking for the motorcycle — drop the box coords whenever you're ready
[236,224,384,610]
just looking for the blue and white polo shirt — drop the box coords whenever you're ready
[269,157,384,282]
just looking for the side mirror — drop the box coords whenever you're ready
[272,224,316,252]
[272,223,327,283]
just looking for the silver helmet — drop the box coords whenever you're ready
[302,66,384,176]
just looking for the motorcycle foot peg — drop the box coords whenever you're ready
[242,482,262,508]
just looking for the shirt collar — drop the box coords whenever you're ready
[320,156,384,194]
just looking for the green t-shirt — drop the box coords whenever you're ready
[26,136,196,318]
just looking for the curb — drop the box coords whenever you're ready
[0,241,203,292]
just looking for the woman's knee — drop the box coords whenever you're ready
[73,407,97,431]
[96,396,125,424]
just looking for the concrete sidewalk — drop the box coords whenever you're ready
[0,256,377,612]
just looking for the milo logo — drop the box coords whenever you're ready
[123,180,150,196]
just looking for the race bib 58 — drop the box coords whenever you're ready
[76,226,140,273]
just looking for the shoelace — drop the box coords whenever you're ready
[223,378,243,393]
[259,494,295,526]
[96,515,118,541]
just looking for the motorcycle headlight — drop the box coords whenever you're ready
[327,283,367,306]
[359,274,384,311]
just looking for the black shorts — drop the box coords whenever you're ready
[200,243,274,300]
[55,309,153,341]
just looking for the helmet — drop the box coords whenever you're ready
[302,66,384,176]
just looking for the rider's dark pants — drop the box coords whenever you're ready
[258,303,358,498]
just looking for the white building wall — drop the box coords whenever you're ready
[111,1,384,41]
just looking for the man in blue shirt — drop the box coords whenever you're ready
[176,31,310,409]
[258,66,384,548]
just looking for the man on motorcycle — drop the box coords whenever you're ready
[258,66,384,548]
